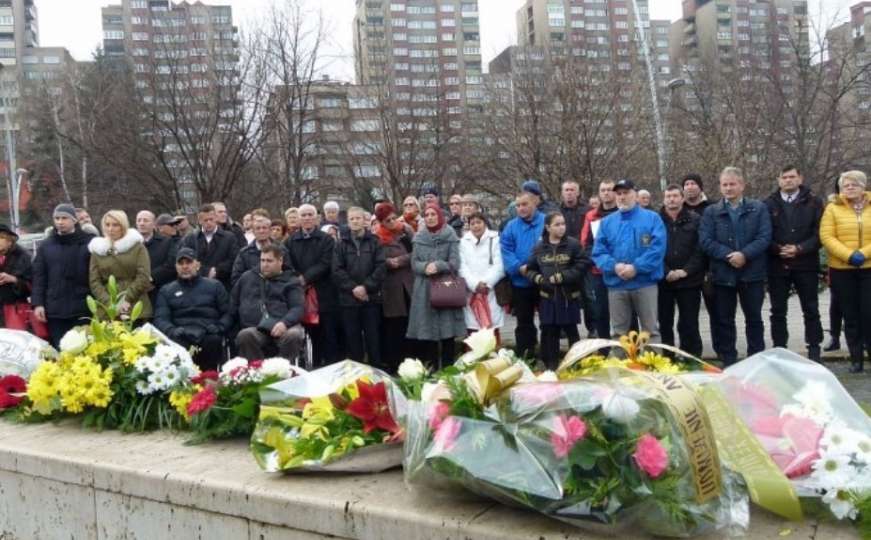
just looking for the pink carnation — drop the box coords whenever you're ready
[550,415,587,458]
[634,433,669,479]
[186,386,217,416]
[428,401,451,432]
[433,416,462,453]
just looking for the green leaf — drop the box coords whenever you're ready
[87,296,98,317]
[108,275,118,299]
[231,399,257,419]
[129,301,143,323]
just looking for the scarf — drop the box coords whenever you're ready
[374,222,401,246]
[425,204,445,234]
[402,212,419,233]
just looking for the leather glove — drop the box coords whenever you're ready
[849,251,866,267]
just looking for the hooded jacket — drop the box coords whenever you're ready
[820,192,871,270]
[32,225,95,320]
[591,205,667,290]
[231,269,303,329]
[88,229,153,318]
[500,210,545,288]
[765,186,823,275]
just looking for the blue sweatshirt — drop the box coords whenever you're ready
[591,205,666,290]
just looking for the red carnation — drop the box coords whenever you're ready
[249,360,263,369]
[191,370,219,385]
[345,380,400,434]
[186,386,217,416]
[0,375,26,409]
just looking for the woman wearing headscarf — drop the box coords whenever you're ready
[399,195,423,234]
[0,223,34,329]
[89,210,153,320]
[373,202,415,370]
[406,204,465,367]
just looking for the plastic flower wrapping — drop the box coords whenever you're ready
[0,329,52,380]
[250,360,407,473]
[169,357,304,444]
[714,348,871,530]
[403,331,748,537]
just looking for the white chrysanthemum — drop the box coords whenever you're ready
[134,356,152,373]
[220,357,248,375]
[135,380,151,396]
[153,344,176,362]
[160,366,180,385]
[792,381,835,423]
[823,489,858,520]
[601,390,640,424]
[147,371,168,392]
[813,453,857,488]
[260,357,293,379]
[397,358,426,381]
[822,426,865,457]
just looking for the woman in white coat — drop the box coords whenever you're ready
[459,212,505,339]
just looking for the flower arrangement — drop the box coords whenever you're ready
[558,332,721,379]
[251,361,406,473]
[0,374,26,411]
[404,367,747,537]
[16,276,192,431]
[169,357,301,444]
[716,348,871,533]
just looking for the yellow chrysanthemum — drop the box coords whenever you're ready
[169,386,200,420]
[27,362,63,414]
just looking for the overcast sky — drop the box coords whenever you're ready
[38,0,852,80]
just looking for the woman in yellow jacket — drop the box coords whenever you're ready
[820,170,871,372]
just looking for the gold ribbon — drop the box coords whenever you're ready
[639,372,722,504]
[463,357,524,405]
[699,386,803,521]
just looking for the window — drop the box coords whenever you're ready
[212,15,230,24]
[351,142,378,154]
[408,5,436,14]
[407,20,436,29]
[443,62,457,70]
[394,62,408,70]
[409,34,437,43]
[132,32,149,41]
[321,121,343,132]
[131,0,147,8]
[0,15,13,25]
[392,18,406,27]
[42,56,60,64]
[21,55,37,64]
[349,96,376,109]
[351,119,380,131]
[393,47,408,56]
[192,32,207,41]
[190,16,206,24]
[104,30,124,40]
[410,49,436,57]
[463,46,480,55]
[442,48,457,56]
[444,76,459,85]
[442,18,456,27]
[302,166,319,180]
[393,32,407,40]
[441,4,455,12]
[318,97,342,108]
[390,3,405,11]
[354,165,380,177]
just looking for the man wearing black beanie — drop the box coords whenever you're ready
[682,173,711,216]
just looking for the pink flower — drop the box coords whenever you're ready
[186,386,217,416]
[248,360,263,369]
[433,416,462,453]
[512,383,563,409]
[550,415,587,458]
[634,433,669,479]
[752,414,822,478]
[428,401,450,432]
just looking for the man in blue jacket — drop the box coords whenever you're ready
[592,179,667,341]
[699,166,773,365]
[501,191,545,358]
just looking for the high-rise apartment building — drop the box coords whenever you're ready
[827,3,871,114]
[669,0,809,81]
[101,0,239,206]
[0,0,37,128]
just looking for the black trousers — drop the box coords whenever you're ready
[830,268,871,361]
[591,274,611,340]
[512,285,539,359]
[768,271,823,349]
[714,281,765,365]
[541,324,579,370]
[702,277,721,355]
[830,288,843,339]
[46,317,82,348]
[657,285,703,358]
[174,333,225,371]
[307,309,342,367]
[417,339,455,370]
[382,316,412,373]
[581,273,597,337]
[340,303,382,367]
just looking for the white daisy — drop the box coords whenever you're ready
[812,453,857,488]
[260,357,293,379]
[135,380,151,396]
[148,371,168,392]
[822,489,858,520]
[792,381,835,424]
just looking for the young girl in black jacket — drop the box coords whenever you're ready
[525,212,591,369]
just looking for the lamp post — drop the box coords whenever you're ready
[11,168,27,232]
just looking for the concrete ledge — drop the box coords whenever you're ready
[0,421,858,539]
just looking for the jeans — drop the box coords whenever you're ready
[657,285,703,358]
[768,271,823,348]
[607,285,660,341]
[591,274,611,339]
[512,285,539,359]
[830,268,871,361]
[236,325,305,361]
[714,281,765,365]
[541,324,579,370]
[340,303,383,367]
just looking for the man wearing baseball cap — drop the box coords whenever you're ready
[591,179,666,341]
[153,247,233,369]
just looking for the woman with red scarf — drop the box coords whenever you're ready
[373,203,415,371]
[399,196,423,234]
[406,204,465,367]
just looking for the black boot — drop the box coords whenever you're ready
[808,346,821,363]
[824,336,841,352]
[849,349,864,373]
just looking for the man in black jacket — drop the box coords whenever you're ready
[284,203,341,366]
[213,201,247,248]
[32,204,95,347]
[765,165,824,361]
[332,207,387,366]
[658,185,705,358]
[136,210,177,305]
[232,244,305,361]
[154,248,233,369]
[231,215,290,286]
[180,204,239,290]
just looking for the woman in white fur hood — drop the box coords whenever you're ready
[88,210,153,319]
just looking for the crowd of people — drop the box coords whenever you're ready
[0,164,867,373]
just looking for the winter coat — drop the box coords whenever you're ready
[380,229,414,318]
[32,226,95,320]
[526,236,590,326]
[221,220,247,250]
[765,186,824,275]
[448,214,465,239]
[458,229,505,330]
[683,199,712,218]
[699,198,772,286]
[500,211,545,288]
[592,205,667,291]
[231,269,303,329]
[406,226,466,341]
[88,229,153,319]
[0,244,32,306]
[561,202,589,241]
[331,231,387,307]
[283,228,338,313]
[580,205,618,275]
[820,192,871,270]
[144,233,177,292]
[230,240,291,286]
[660,208,705,290]
[154,276,233,336]
[180,228,239,290]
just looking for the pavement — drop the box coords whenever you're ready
[497,288,871,405]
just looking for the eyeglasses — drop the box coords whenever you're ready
[403,203,416,207]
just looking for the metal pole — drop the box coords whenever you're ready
[630,0,668,192]
[4,128,14,230]
[13,168,26,233]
